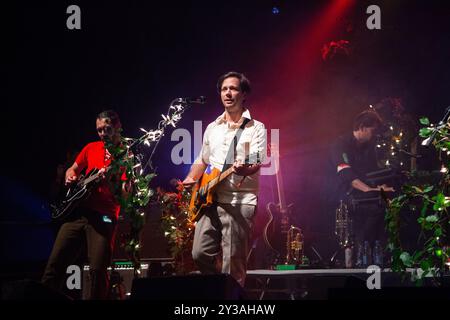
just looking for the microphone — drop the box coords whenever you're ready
[177,96,206,104]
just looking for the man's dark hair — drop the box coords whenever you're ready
[97,110,121,128]
[353,110,382,131]
[216,71,251,94]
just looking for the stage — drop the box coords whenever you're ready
[244,268,449,300]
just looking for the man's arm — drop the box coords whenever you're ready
[183,124,211,186]
[183,160,208,186]
[234,122,266,176]
[351,179,395,193]
[65,162,80,185]
[233,162,261,176]
[351,178,376,192]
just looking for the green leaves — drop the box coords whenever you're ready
[425,215,438,223]
[385,116,450,285]
[400,252,413,267]
[432,193,450,211]
[419,117,430,125]
[419,127,433,138]
[105,137,156,271]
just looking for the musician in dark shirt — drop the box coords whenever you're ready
[42,110,131,299]
[330,110,395,251]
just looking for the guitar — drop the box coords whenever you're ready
[51,167,110,221]
[263,143,294,264]
[188,152,261,222]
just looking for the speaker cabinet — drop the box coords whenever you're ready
[131,274,244,300]
[82,259,174,299]
[82,261,148,299]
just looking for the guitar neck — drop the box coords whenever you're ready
[206,166,234,191]
[218,166,234,184]
[207,155,260,191]
[276,168,287,211]
[272,144,287,211]
[82,166,111,186]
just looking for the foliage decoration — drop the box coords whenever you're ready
[105,134,155,274]
[158,182,196,274]
[386,116,450,284]
[102,98,193,274]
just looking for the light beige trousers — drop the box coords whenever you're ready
[192,202,256,287]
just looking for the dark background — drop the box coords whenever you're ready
[2,0,450,271]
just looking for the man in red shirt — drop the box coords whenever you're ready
[42,110,130,299]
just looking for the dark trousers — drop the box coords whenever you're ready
[41,209,117,299]
[353,202,387,247]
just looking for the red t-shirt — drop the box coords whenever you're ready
[75,141,124,219]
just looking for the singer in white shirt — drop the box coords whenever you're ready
[183,71,266,287]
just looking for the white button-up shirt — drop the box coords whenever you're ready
[195,108,266,205]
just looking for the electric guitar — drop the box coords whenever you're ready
[51,167,110,221]
[263,143,294,262]
[188,152,261,222]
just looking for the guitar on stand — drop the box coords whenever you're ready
[263,143,305,269]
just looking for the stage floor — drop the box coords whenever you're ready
[244,268,443,300]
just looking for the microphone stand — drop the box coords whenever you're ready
[422,106,450,147]
[110,97,196,181]
[139,98,196,174]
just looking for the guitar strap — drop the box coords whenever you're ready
[221,117,251,173]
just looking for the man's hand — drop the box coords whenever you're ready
[182,176,197,189]
[65,170,78,185]
[232,160,261,176]
[377,184,395,192]
[98,167,106,179]
[65,163,80,186]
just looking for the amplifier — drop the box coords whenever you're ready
[82,258,174,299]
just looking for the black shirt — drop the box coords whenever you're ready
[328,133,380,203]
